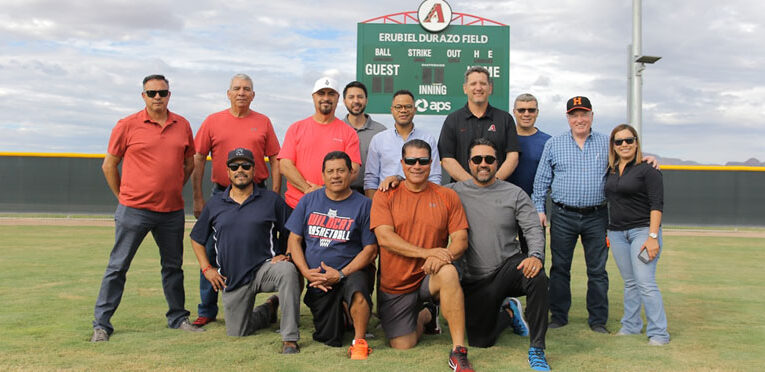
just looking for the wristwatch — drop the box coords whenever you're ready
[648,232,658,239]
[337,269,346,281]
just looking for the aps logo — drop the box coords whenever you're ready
[418,0,453,33]
[415,99,452,113]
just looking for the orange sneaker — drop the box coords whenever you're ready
[348,338,372,360]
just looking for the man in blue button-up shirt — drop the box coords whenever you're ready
[532,96,611,334]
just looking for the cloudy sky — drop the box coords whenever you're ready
[1,0,763,164]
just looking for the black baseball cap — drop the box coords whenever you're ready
[226,147,254,165]
[566,96,592,113]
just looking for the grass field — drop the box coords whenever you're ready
[1,224,763,371]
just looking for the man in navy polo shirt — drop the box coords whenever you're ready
[190,147,301,354]
[286,151,378,360]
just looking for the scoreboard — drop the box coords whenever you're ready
[357,22,509,115]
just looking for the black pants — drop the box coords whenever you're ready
[462,254,549,349]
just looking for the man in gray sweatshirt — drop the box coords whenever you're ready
[446,138,551,372]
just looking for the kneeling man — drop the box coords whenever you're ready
[371,139,475,372]
[287,151,378,360]
[190,148,301,354]
[447,138,551,371]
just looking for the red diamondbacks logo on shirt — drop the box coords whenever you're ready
[488,124,496,132]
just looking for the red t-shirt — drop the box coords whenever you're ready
[370,182,469,294]
[195,109,280,185]
[277,117,361,208]
[107,109,195,212]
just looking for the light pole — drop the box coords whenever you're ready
[628,0,661,139]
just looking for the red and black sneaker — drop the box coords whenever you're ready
[448,346,475,372]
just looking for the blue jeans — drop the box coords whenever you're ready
[548,204,609,326]
[607,227,669,342]
[197,186,223,318]
[93,204,190,334]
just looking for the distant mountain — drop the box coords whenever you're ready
[643,153,764,167]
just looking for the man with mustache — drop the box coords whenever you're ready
[190,73,282,327]
[190,148,300,354]
[342,81,386,195]
[278,77,361,210]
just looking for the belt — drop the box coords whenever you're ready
[214,181,266,190]
[554,201,607,214]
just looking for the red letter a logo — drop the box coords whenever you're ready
[424,3,444,23]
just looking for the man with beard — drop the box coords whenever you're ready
[342,81,386,195]
[286,151,378,359]
[190,73,282,327]
[190,148,301,354]
[447,138,551,371]
[278,77,362,210]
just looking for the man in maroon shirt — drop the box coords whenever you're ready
[91,74,202,342]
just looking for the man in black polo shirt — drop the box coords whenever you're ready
[438,66,520,182]
[190,147,301,354]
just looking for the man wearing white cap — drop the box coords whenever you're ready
[278,77,362,210]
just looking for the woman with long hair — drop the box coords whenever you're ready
[605,124,669,345]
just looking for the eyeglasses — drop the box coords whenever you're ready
[393,104,414,112]
[470,155,497,165]
[144,90,169,98]
[515,108,537,114]
[403,157,431,166]
[613,137,636,146]
[227,162,253,171]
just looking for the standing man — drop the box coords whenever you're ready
[92,74,201,342]
[342,81,386,195]
[191,73,282,327]
[190,148,301,353]
[439,66,520,182]
[365,90,441,198]
[278,77,361,210]
[371,139,475,372]
[508,93,551,198]
[532,96,610,334]
[447,138,551,372]
[286,151,378,359]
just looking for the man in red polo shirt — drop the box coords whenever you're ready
[278,77,361,210]
[190,73,282,326]
[91,74,202,342]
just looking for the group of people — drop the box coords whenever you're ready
[89,67,670,372]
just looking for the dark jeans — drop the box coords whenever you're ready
[197,186,224,318]
[463,254,549,349]
[93,204,189,334]
[548,204,609,327]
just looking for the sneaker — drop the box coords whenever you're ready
[422,301,442,335]
[448,346,475,372]
[192,316,216,326]
[281,341,300,354]
[348,338,373,360]
[528,347,551,371]
[90,328,109,342]
[266,295,279,324]
[177,319,205,332]
[590,324,609,334]
[648,338,669,346]
[502,297,529,336]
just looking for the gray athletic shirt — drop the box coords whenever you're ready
[446,179,545,282]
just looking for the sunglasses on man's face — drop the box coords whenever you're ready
[227,162,253,171]
[613,137,636,146]
[144,90,169,98]
[515,108,537,114]
[470,155,497,165]
[403,157,431,166]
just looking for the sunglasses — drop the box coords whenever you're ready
[613,137,636,146]
[144,90,169,98]
[470,155,497,165]
[227,162,253,171]
[515,108,537,113]
[403,157,431,166]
